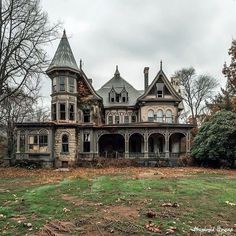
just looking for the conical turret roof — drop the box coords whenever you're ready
[47,30,79,72]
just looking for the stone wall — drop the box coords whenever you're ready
[54,128,77,167]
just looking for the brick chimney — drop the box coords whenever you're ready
[144,67,149,91]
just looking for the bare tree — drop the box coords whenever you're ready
[174,67,218,126]
[0,0,60,103]
[0,83,45,159]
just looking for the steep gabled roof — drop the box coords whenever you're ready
[97,66,142,107]
[79,68,103,101]
[47,30,79,72]
[138,68,182,102]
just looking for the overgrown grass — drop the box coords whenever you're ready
[0,172,235,235]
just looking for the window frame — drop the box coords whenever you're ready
[61,134,69,153]
[59,103,66,120]
[69,77,75,93]
[59,77,66,91]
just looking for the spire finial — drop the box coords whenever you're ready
[63,29,66,38]
[114,65,120,77]
[160,60,163,70]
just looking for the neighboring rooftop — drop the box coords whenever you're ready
[97,66,142,107]
[47,30,79,72]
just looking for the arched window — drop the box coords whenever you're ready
[166,110,173,123]
[157,109,163,122]
[148,109,154,122]
[61,134,69,153]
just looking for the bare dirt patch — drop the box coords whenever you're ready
[0,167,235,188]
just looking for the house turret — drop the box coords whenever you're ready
[46,30,79,123]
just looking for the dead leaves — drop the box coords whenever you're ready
[145,221,177,234]
[161,202,180,208]
[38,220,76,236]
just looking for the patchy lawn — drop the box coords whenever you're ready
[0,167,235,235]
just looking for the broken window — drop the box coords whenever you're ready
[59,77,65,91]
[69,77,75,93]
[83,109,90,122]
[29,135,38,151]
[61,134,69,153]
[60,103,66,120]
[83,133,90,152]
[69,103,75,121]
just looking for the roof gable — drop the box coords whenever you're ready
[138,69,182,102]
[97,66,141,107]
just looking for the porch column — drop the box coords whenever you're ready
[16,130,20,153]
[165,131,170,158]
[144,132,148,158]
[186,131,191,155]
[125,133,129,159]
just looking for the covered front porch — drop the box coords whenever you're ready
[91,125,192,161]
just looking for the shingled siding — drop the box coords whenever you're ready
[54,128,77,167]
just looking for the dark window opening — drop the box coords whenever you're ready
[157,90,163,97]
[83,109,90,122]
[59,77,65,91]
[69,103,75,120]
[131,115,136,123]
[60,103,66,120]
[156,82,164,98]
[52,104,57,120]
[62,134,69,153]
[115,115,120,124]
[116,93,120,102]
[83,133,90,152]
[39,135,48,147]
[111,97,114,102]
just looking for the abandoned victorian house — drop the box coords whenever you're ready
[15,31,193,167]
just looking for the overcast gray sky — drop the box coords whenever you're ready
[41,0,236,101]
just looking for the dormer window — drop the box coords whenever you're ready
[109,88,128,103]
[109,89,115,103]
[116,93,120,102]
[156,82,164,98]
[121,89,128,103]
